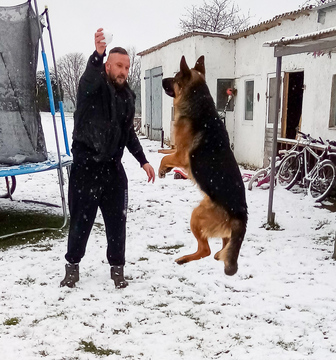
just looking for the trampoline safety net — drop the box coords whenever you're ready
[0,1,47,165]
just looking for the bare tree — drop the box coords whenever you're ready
[179,0,250,34]
[126,47,141,90]
[126,47,141,115]
[57,52,86,108]
[301,0,328,6]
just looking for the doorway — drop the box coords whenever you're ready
[144,66,163,141]
[282,71,304,139]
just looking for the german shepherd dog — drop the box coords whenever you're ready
[158,56,247,276]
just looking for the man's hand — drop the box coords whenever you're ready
[95,28,106,55]
[143,163,155,183]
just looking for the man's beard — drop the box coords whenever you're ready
[109,74,127,89]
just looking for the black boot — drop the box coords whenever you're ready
[111,265,128,289]
[60,263,79,288]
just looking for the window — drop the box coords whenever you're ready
[217,79,234,111]
[245,80,254,120]
[329,74,336,128]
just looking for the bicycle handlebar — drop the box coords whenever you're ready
[297,130,324,145]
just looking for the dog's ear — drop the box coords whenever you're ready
[180,56,191,78]
[194,56,205,76]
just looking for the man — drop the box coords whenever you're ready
[60,28,155,289]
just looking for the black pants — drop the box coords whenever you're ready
[65,160,128,266]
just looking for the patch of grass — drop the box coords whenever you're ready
[15,275,35,286]
[156,303,168,308]
[182,310,205,329]
[3,317,20,326]
[261,221,283,231]
[265,318,280,326]
[315,220,331,230]
[232,333,244,345]
[31,243,54,252]
[32,311,68,325]
[193,301,205,305]
[147,243,184,255]
[125,322,132,329]
[78,340,120,356]
[93,223,105,235]
[276,340,298,351]
[0,208,68,249]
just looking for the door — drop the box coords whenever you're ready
[145,66,163,141]
[264,76,281,166]
[282,71,304,139]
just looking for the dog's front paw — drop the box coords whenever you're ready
[175,256,188,265]
[159,169,166,178]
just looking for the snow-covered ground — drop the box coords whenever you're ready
[0,113,335,360]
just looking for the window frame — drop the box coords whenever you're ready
[245,80,254,121]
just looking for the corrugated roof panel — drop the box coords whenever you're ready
[264,26,336,47]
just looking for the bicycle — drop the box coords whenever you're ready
[277,131,336,202]
[247,156,282,190]
[246,140,300,191]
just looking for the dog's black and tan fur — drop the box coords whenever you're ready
[159,55,247,276]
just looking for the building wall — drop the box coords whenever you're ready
[62,97,75,113]
[140,6,336,168]
[232,10,321,167]
[140,35,235,146]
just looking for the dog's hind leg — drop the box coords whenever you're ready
[214,219,246,276]
[214,237,230,261]
[175,202,211,265]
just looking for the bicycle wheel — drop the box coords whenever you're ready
[277,153,301,190]
[0,176,16,198]
[248,169,268,190]
[308,160,336,202]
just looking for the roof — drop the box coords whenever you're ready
[137,5,314,57]
[228,6,312,40]
[263,26,336,56]
[137,31,229,57]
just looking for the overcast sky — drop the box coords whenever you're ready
[2,0,309,62]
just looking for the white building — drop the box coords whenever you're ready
[138,2,336,167]
[62,97,75,113]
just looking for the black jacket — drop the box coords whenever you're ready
[71,51,147,166]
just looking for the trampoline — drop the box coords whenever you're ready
[0,0,72,239]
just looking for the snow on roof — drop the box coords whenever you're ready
[263,26,336,56]
[137,31,229,57]
[228,5,313,40]
[264,26,336,47]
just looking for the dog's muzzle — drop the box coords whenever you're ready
[162,78,175,98]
